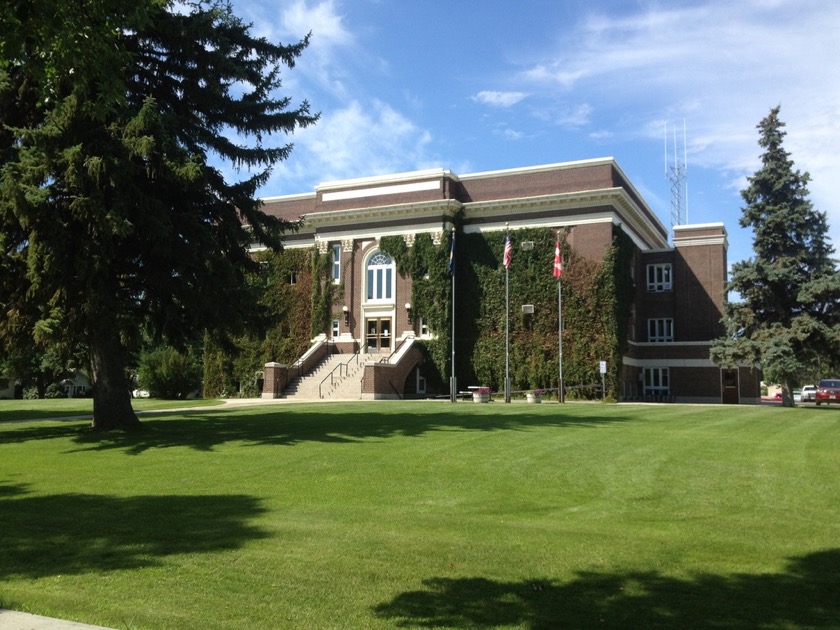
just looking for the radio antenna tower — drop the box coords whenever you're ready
[665,120,688,230]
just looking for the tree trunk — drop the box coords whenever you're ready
[89,330,141,431]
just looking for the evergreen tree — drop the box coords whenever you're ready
[711,106,840,405]
[0,0,317,429]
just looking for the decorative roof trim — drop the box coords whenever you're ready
[457,157,615,181]
[316,168,457,192]
[304,198,463,228]
[463,188,668,250]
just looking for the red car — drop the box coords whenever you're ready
[815,379,840,405]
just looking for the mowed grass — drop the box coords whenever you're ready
[0,397,222,422]
[1,401,838,629]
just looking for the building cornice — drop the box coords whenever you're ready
[462,188,669,250]
[316,168,457,193]
[457,157,616,181]
[303,198,462,229]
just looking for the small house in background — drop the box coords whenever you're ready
[60,372,92,398]
[0,376,17,399]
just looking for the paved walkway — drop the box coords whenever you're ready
[0,609,114,629]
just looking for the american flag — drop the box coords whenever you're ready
[503,233,512,269]
[553,239,563,279]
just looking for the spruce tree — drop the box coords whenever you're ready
[0,0,317,428]
[711,106,840,405]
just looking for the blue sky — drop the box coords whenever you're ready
[233,0,840,267]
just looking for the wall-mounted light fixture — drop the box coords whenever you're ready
[405,302,412,324]
[342,305,349,326]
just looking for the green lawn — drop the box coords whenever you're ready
[1,401,838,629]
[0,397,223,422]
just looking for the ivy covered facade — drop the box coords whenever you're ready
[251,158,758,403]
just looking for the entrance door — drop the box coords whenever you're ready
[722,368,739,404]
[366,318,392,352]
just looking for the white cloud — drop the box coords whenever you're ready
[520,0,840,243]
[472,91,528,108]
[281,0,353,49]
[498,128,525,141]
[269,99,434,190]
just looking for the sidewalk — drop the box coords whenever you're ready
[0,610,114,629]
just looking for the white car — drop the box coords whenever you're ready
[800,385,817,403]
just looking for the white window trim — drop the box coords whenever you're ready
[647,318,674,342]
[644,367,670,396]
[364,250,395,305]
[647,263,672,292]
[332,244,341,285]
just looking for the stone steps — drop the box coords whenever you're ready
[283,353,376,400]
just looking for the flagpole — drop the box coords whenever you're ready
[558,276,564,403]
[504,224,511,403]
[450,227,457,403]
[554,233,565,403]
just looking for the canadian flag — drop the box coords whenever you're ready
[553,239,563,279]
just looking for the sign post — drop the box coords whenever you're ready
[599,360,607,400]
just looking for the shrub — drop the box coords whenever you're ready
[137,345,202,399]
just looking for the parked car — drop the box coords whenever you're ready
[800,385,817,403]
[815,379,840,405]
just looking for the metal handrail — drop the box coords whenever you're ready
[319,363,342,399]
[319,347,364,399]
[379,339,406,363]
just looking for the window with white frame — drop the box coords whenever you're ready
[332,244,341,284]
[419,317,429,337]
[647,263,672,292]
[647,318,674,342]
[366,251,394,303]
[644,368,669,396]
[331,319,340,338]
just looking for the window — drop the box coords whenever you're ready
[366,251,394,303]
[647,318,674,342]
[644,368,669,396]
[419,317,429,337]
[647,263,672,292]
[331,319,340,338]
[289,271,298,285]
[332,244,341,284]
[416,370,427,395]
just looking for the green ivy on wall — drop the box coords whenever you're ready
[455,226,635,397]
[310,247,338,339]
[203,247,316,397]
[380,230,453,386]
[203,225,636,399]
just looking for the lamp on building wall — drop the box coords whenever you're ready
[342,305,349,326]
[405,302,412,324]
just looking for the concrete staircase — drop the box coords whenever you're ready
[282,351,377,401]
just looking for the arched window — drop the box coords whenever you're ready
[366,251,394,303]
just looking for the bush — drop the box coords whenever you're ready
[44,383,66,399]
[137,345,202,399]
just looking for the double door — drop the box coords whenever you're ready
[366,318,392,352]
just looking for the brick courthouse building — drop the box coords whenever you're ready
[257,158,760,404]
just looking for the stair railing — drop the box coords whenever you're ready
[318,347,365,399]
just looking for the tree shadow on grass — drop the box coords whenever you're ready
[0,486,267,579]
[373,550,840,629]
[1,404,628,454]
